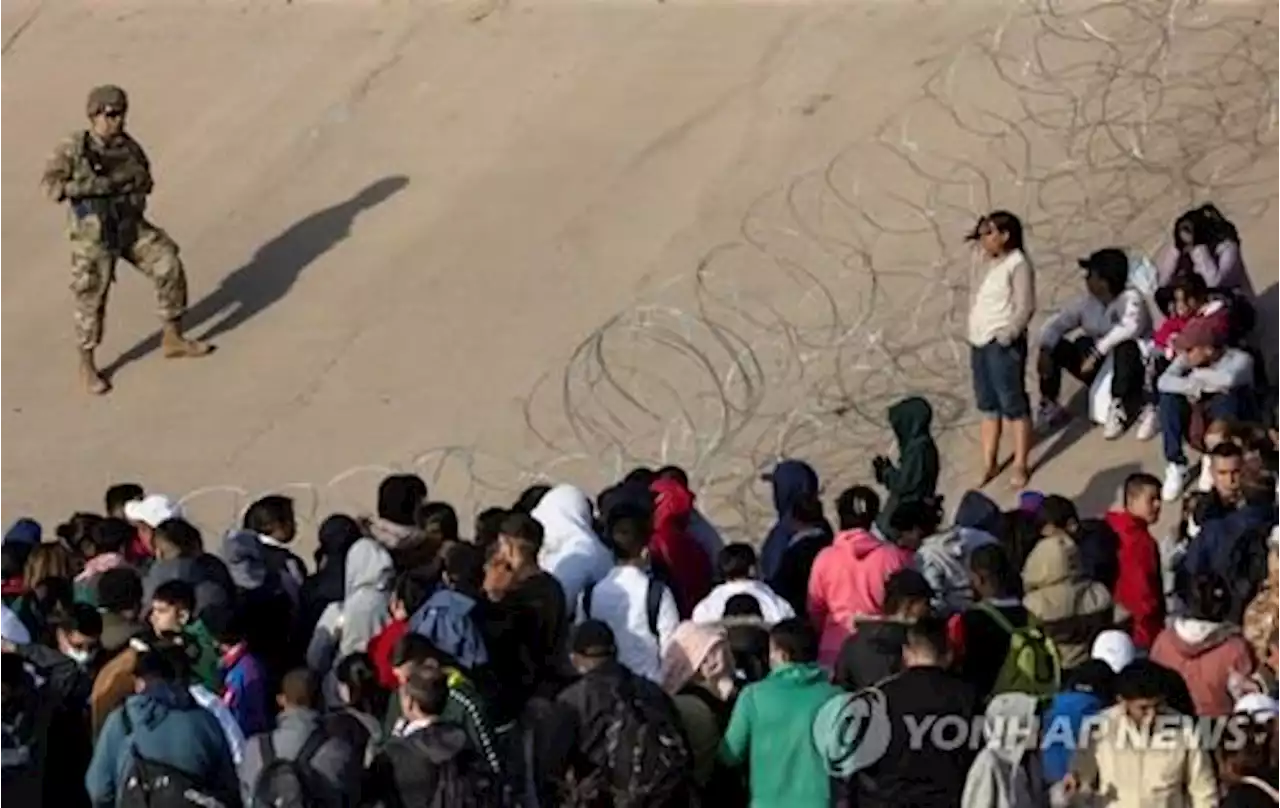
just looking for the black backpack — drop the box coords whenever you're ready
[417,736,510,808]
[250,729,328,808]
[581,578,666,641]
[588,678,692,808]
[117,708,227,808]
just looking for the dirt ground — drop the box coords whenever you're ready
[3,0,1276,552]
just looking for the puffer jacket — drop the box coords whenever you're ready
[1149,618,1253,717]
[808,528,912,667]
[914,526,998,616]
[1021,536,1122,669]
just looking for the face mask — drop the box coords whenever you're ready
[65,647,93,666]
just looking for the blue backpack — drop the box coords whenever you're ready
[409,589,490,670]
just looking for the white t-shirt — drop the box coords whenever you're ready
[575,565,679,683]
[691,579,795,625]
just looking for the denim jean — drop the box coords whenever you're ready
[970,337,1030,419]
[1158,388,1249,464]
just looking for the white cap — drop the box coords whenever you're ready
[1234,693,1279,721]
[123,494,183,528]
[1091,629,1136,674]
[1,604,31,646]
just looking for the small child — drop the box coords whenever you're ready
[202,603,270,737]
[367,573,433,690]
[1152,273,1230,359]
[148,579,219,691]
[874,395,940,537]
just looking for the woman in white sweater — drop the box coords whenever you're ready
[966,211,1036,488]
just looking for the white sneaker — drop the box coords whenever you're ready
[1103,402,1127,440]
[1134,406,1158,441]
[1034,401,1068,433]
[1162,462,1188,501]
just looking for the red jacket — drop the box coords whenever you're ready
[1105,510,1166,650]
[368,617,409,690]
[1150,620,1253,717]
[648,478,713,617]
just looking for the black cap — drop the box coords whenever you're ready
[571,620,617,658]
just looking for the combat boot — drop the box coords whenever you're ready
[160,319,213,358]
[79,349,110,395]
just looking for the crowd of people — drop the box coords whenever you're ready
[1,202,1277,808]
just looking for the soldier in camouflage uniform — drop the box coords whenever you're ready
[41,85,211,394]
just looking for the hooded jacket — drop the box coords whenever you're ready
[718,662,844,808]
[531,484,613,613]
[1068,703,1217,808]
[759,460,824,582]
[1181,502,1275,624]
[914,526,998,616]
[649,478,714,617]
[307,538,394,676]
[808,528,912,667]
[1104,510,1165,650]
[1149,618,1253,717]
[1021,535,1122,669]
[362,515,435,573]
[367,721,478,808]
[876,397,940,536]
[140,553,234,618]
[297,515,363,650]
[85,682,239,808]
[238,706,362,808]
[961,692,1047,808]
[1040,688,1104,785]
[408,587,490,671]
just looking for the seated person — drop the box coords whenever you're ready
[1156,318,1255,500]
[1152,273,1230,360]
[1154,204,1254,343]
[1036,248,1151,440]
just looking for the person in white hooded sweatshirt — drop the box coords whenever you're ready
[531,484,614,612]
[308,537,395,702]
[962,692,1048,808]
[692,544,794,625]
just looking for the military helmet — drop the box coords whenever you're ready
[86,85,128,117]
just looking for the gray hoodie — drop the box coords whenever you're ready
[238,707,363,808]
[961,692,1048,808]
[307,538,394,677]
[913,527,999,616]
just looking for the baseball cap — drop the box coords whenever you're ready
[1233,693,1279,721]
[123,494,183,528]
[1174,318,1224,352]
[3,518,42,547]
[571,620,617,658]
[1091,629,1136,674]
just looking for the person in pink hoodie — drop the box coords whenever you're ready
[807,486,913,668]
[1150,573,1254,717]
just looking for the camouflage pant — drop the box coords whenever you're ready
[69,217,188,350]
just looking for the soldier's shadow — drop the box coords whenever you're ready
[102,174,409,379]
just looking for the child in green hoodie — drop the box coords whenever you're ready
[874,396,940,538]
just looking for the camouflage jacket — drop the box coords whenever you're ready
[40,130,153,222]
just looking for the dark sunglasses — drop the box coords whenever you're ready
[101,109,124,119]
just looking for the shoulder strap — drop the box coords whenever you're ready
[119,704,134,737]
[646,578,665,640]
[974,602,1018,635]
[582,582,595,619]
[295,727,329,770]
[1240,776,1280,803]
[261,733,278,768]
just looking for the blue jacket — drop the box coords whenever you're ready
[85,682,240,808]
[1040,690,1103,783]
[1181,502,1274,621]
[409,588,490,670]
[760,460,824,582]
[222,647,271,737]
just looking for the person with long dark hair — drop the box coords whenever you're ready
[965,210,1035,488]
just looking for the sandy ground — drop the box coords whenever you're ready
[3,0,1277,551]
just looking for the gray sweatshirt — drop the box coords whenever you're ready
[1156,348,1254,397]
